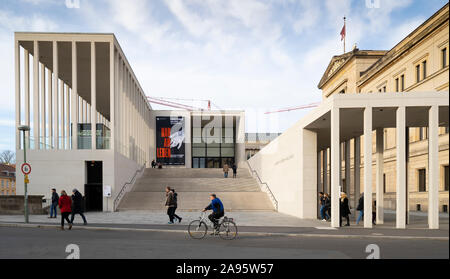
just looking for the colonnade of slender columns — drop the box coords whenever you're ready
[15,40,114,151]
[318,105,440,229]
[114,50,152,166]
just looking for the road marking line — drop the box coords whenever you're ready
[315,227,337,230]
[0,223,447,241]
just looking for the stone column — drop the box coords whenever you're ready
[53,41,59,149]
[90,42,96,150]
[363,107,373,228]
[15,40,21,150]
[376,128,384,224]
[71,41,78,149]
[428,105,439,229]
[354,136,361,213]
[33,41,40,149]
[330,107,340,228]
[396,106,406,229]
[40,63,46,149]
[24,48,30,149]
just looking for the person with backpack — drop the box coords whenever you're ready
[70,189,87,225]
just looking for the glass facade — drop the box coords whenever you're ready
[192,116,236,168]
[77,123,111,150]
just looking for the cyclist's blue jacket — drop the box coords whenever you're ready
[205,198,224,213]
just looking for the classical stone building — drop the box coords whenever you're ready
[317,3,449,213]
[0,164,16,195]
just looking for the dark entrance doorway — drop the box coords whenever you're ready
[85,161,103,211]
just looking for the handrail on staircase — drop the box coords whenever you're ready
[246,160,278,211]
[113,162,146,212]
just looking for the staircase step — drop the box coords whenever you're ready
[117,167,275,212]
[118,192,274,211]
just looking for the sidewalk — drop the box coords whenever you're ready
[0,210,448,240]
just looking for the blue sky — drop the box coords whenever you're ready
[0,0,447,153]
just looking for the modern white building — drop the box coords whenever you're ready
[14,32,245,212]
[248,91,449,229]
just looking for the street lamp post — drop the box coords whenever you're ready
[18,125,30,223]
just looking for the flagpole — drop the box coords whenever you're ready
[343,16,346,53]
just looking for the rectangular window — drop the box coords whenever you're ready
[395,78,399,92]
[383,174,386,193]
[422,60,427,80]
[442,48,447,68]
[416,64,420,83]
[445,165,449,191]
[418,169,426,192]
[401,74,405,91]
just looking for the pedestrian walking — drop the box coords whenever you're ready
[232,163,237,178]
[70,189,87,225]
[151,159,156,168]
[319,192,328,221]
[171,188,182,223]
[372,200,376,225]
[323,193,331,221]
[223,163,229,178]
[165,186,177,224]
[58,190,72,230]
[49,188,59,218]
[356,193,364,225]
[340,192,351,227]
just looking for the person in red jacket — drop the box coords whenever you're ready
[58,190,72,230]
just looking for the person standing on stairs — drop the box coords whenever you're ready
[223,163,229,178]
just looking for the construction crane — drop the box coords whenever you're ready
[265,102,320,114]
[147,96,218,111]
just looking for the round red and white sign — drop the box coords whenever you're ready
[21,163,31,175]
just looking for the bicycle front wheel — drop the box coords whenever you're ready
[219,220,238,240]
[188,220,207,239]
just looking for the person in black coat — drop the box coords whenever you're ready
[70,189,87,225]
[340,192,351,226]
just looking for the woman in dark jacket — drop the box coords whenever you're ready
[340,192,351,226]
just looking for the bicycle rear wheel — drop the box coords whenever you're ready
[188,220,207,239]
[219,220,238,240]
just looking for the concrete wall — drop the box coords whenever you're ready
[248,116,317,219]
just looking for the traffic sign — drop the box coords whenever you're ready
[24,174,29,184]
[21,163,31,175]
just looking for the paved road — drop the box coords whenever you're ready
[0,227,447,259]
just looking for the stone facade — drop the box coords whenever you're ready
[318,4,449,213]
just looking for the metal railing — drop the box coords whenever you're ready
[246,160,278,211]
[113,162,146,212]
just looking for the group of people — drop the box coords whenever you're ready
[319,192,376,227]
[151,159,163,169]
[222,163,237,178]
[49,188,88,230]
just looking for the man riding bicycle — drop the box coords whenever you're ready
[203,194,224,233]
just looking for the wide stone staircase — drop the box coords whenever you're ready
[117,168,275,211]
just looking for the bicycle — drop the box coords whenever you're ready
[188,211,238,240]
